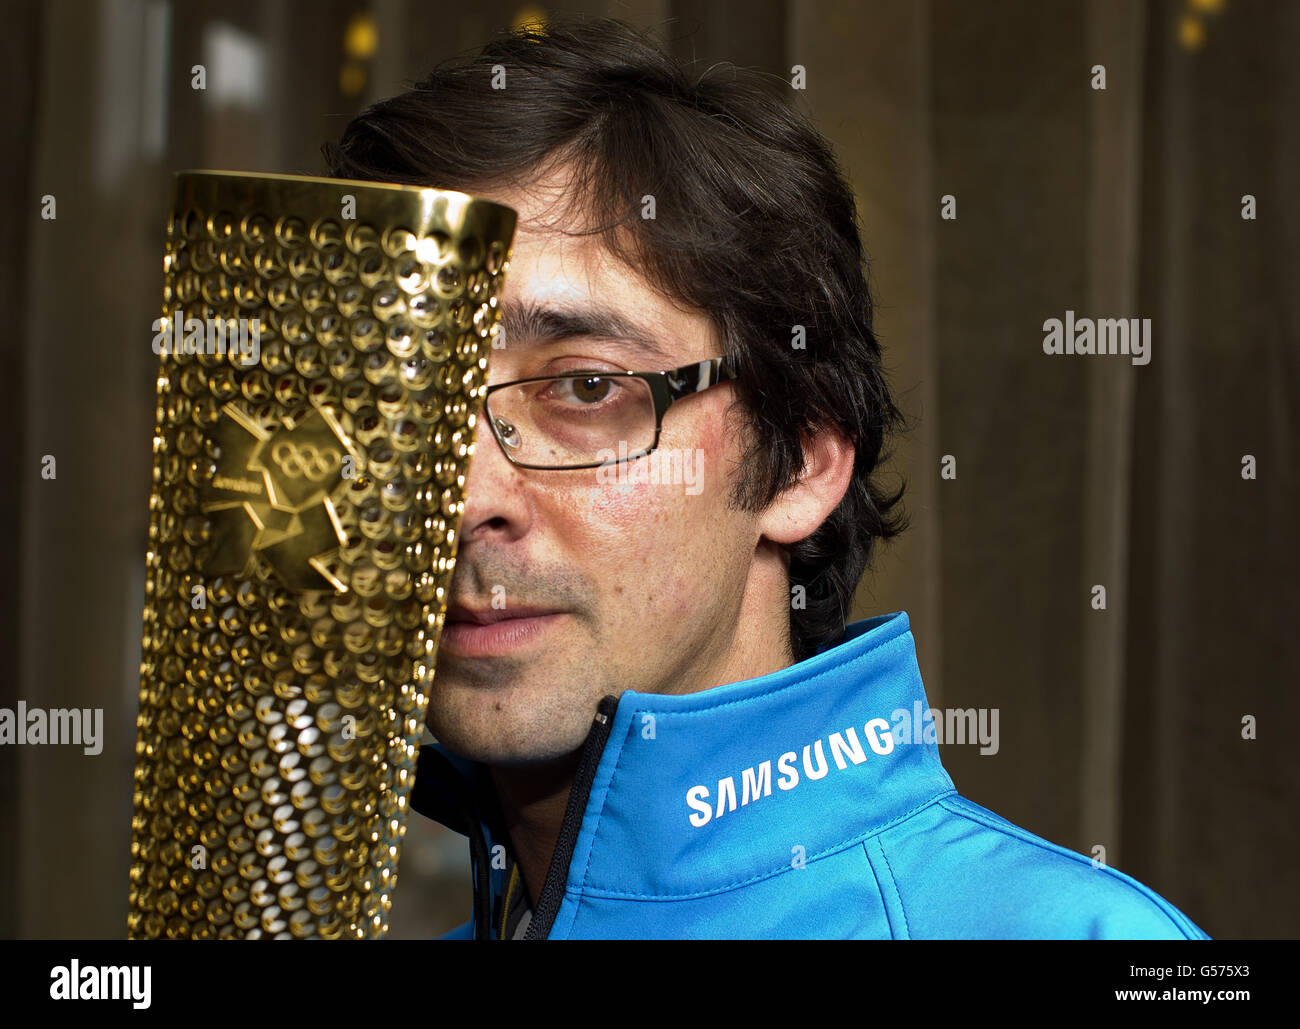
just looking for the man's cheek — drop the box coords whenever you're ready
[576,478,674,539]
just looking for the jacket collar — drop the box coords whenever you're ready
[412,610,955,901]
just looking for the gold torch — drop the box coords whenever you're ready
[128,171,515,939]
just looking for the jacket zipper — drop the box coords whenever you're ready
[521,694,620,940]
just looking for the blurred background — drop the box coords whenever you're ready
[1,0,1296,939]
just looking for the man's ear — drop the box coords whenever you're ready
[758,425,855,545]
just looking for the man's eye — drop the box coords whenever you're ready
[551,375,616,405]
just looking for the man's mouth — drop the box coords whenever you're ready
[439,601,567,658]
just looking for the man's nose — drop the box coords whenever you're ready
[457,404,532,543]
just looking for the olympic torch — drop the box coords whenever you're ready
[127,170,516,939]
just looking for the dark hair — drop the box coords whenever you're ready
[322,17,907,662]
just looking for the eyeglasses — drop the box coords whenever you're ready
[480,356,736,470]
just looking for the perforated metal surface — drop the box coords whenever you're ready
[128,171,515,938]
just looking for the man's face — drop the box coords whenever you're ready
[425,167,768,764]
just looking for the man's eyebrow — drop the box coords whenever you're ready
[498,299,675,364]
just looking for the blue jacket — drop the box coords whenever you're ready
[411,610,1211,939]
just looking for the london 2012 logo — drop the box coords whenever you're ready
[196,402,361,592]
[269,441,343,483]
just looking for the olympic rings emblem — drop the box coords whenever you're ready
[270,441,342,481]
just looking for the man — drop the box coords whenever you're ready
[323,18,1209,940]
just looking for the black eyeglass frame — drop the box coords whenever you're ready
[480,355,737,471]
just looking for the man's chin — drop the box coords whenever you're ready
[423,688,595,766]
